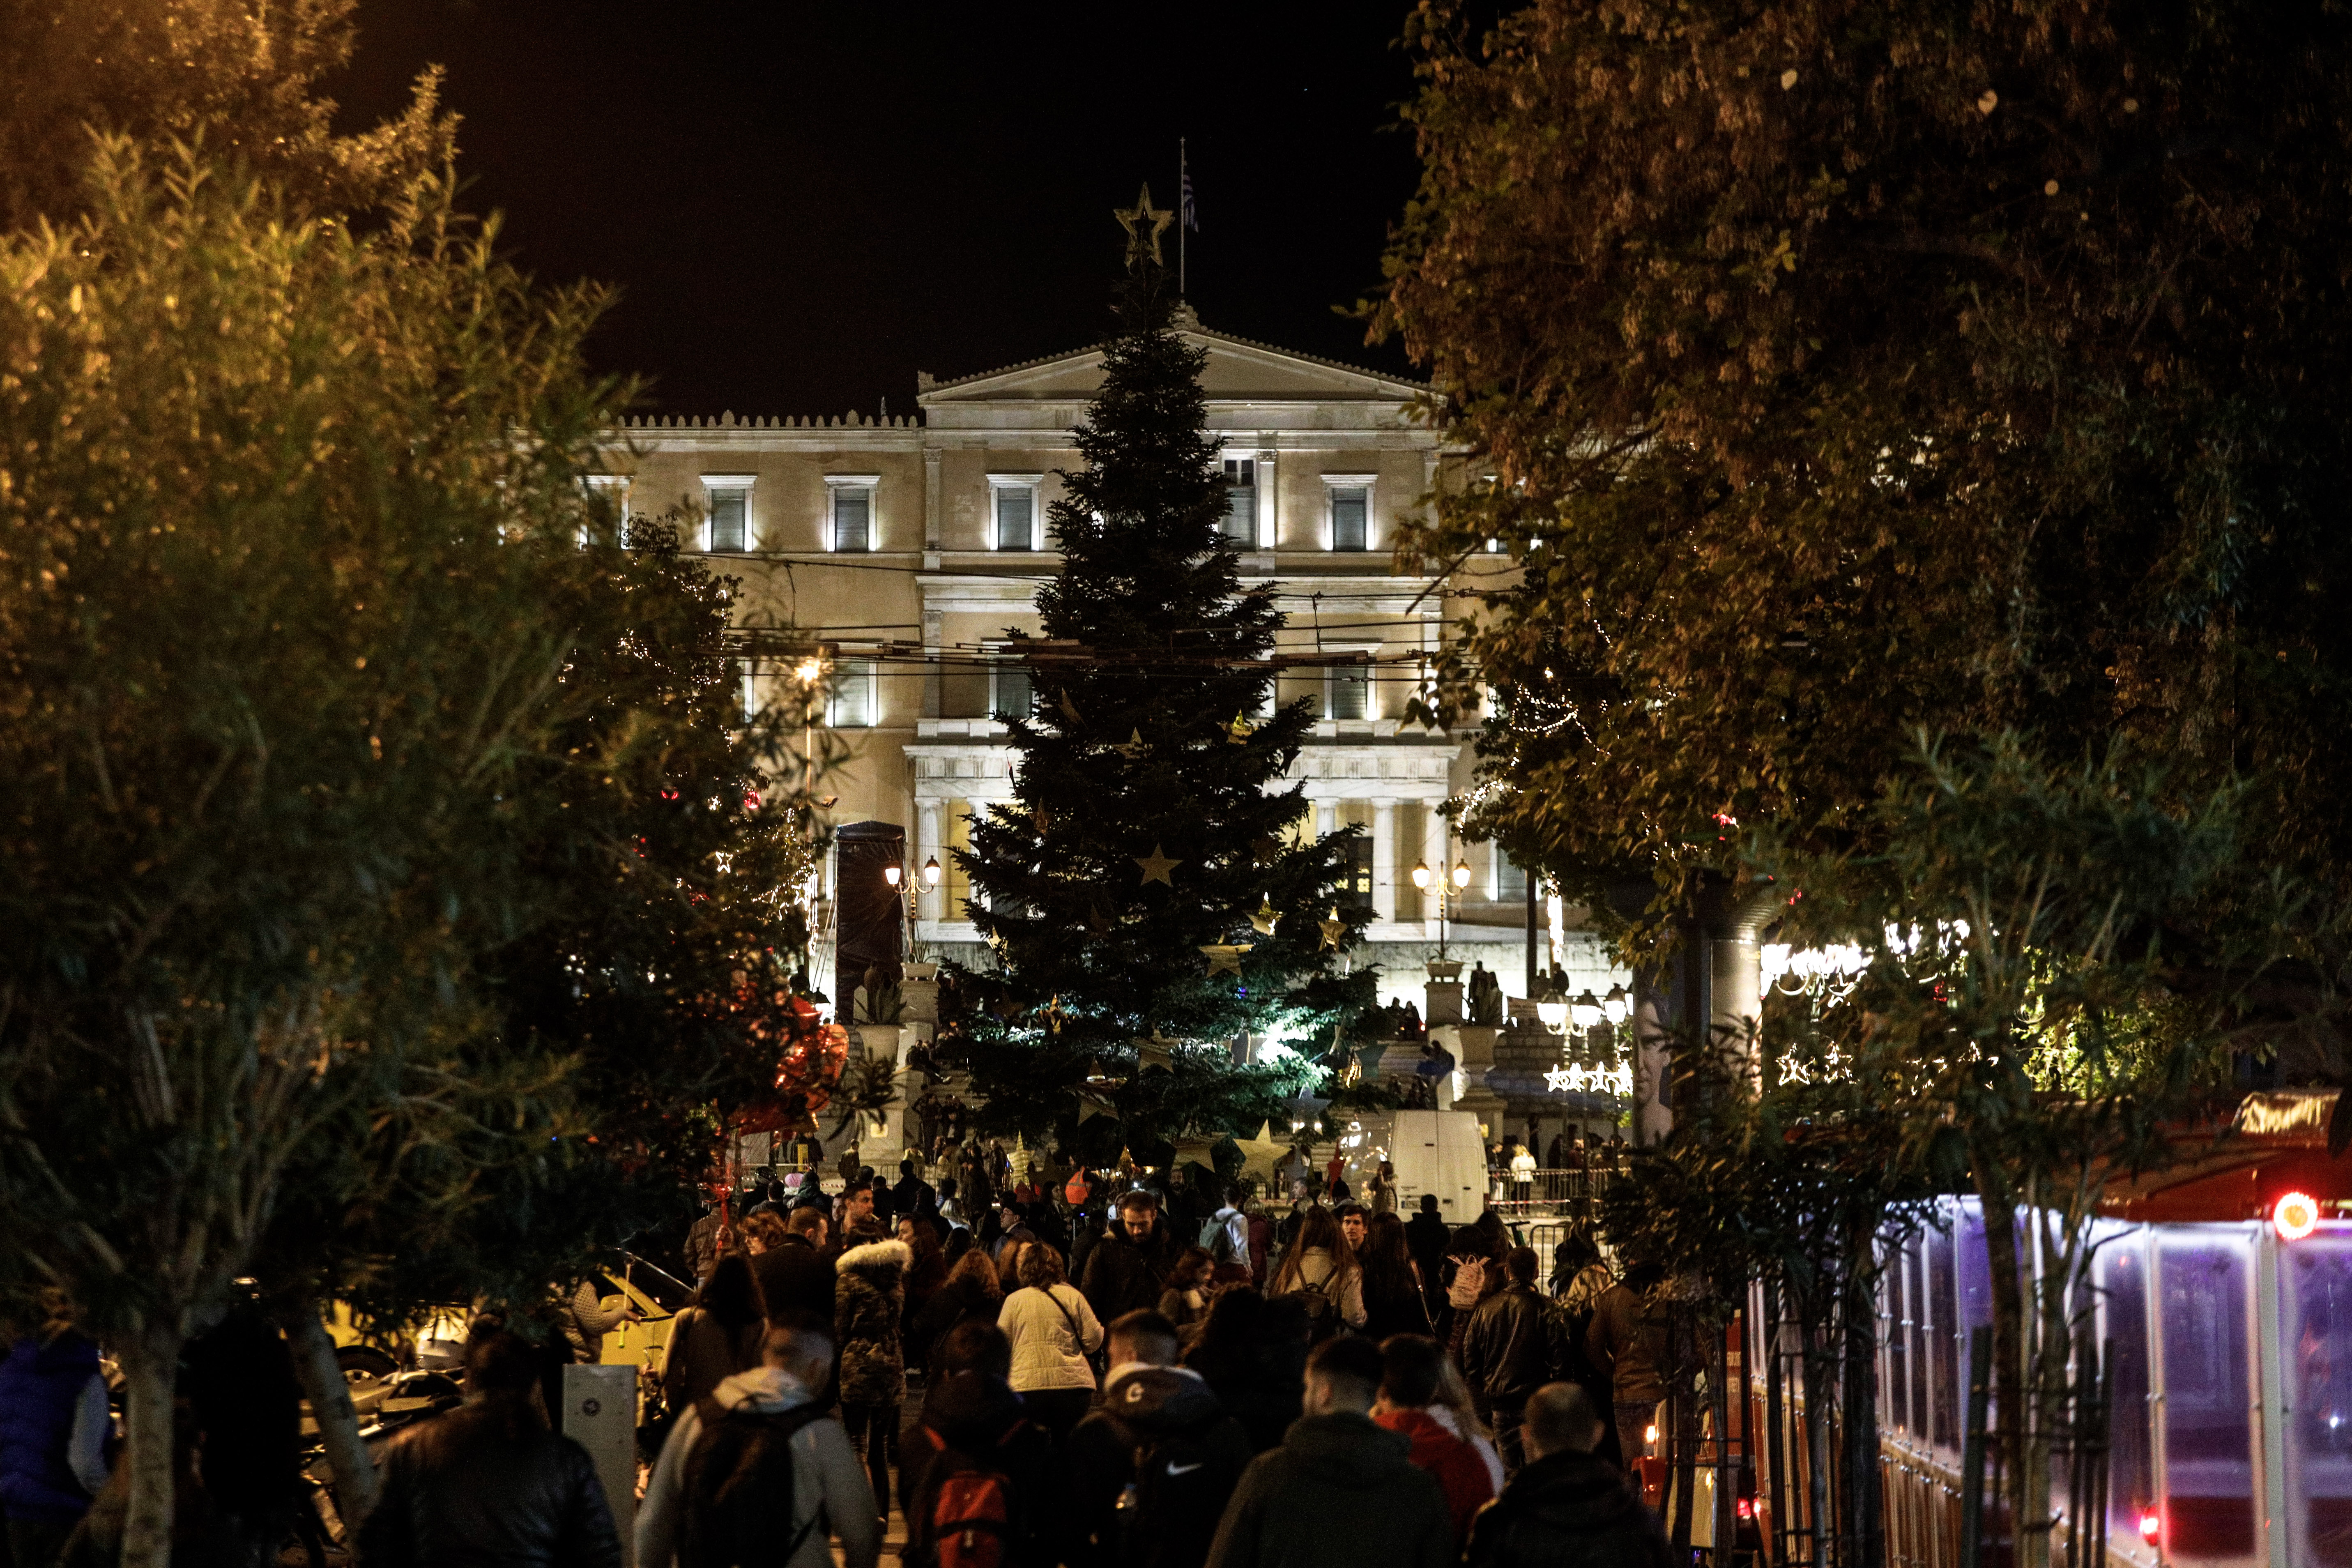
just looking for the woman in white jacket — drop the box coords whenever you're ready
[994,1241,1102,1440]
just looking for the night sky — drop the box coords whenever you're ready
[336,3,1425,419]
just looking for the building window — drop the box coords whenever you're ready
[1323,476,1375,551]
[739,662,761,725]
[1222,458,1257,549]
[704,475,755,552]
[991,477,1041,550]
[581,475,629,545]
[827,659,877,728]
[1340,833,1375,914]
[991,659,1033,722]
[828,478,877,553]
[1496,851,1528,903]
[1326,662,1370,721]
[943,801,973,922]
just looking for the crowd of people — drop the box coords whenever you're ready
[635,1154,1677,1568]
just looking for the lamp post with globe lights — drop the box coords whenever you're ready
[1410,853,1475,960]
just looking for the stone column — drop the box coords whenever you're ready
[923,450,942,552]
[1316,800,1337,838]
[916,800,942,930]
[921,608,943,719]
[1420,802,1448,940]
[1372,801,1397,922]
[1255,447,1277,550]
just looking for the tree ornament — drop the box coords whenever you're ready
[1116,729,1149,760]
[1134,844,1181,885]
[1233,1120,1290,1185]
[1171,1131,1220,1170]
[1319,907,1348,952]
[1201,942,1252,977]
[1250,896,1280,936]
[1132,1027,1179,1073]
[1074,1089,1116,1124]
[1226,711,1254,744]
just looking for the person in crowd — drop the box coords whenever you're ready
[556,1275,638,1368]
[0,1296,110,1568]
[636,1317,879,1568]
[1202,1336,1454,1568]
[1206,1188,1250,1274]
[1358,1212,1434,1341]
[1442,1231,1498,1376]
[1183,1289,1311,1454]
[751,1204,837,1327]
[1464,1381,1674,1568]
[1026,1197,1072,1265]
[902,1322,1055,1568]
[914,1243,1006,1371]
[1063,1310,1253,1568]
[1402,1196,1450,1324]
[739,1209,785,1258]
[1243,1198,1273,1288]
[833,1227,910,1521]
[1587,1259,1670,1469]
[1459,1248,1553,1470]
[894,1156,936,1220]
[898,1213,950,1376]
[362,1322,622,1568]
[1267,1204,1366,1336]
[1365,1161,1398,1217]
[1273,1179,1315,1255]
[840,1179,879,1236]
[1547,1234,1621,1467]
[1156,1246,1215,1346]
[57,1395,234,1568]
[684,1194,727,1281]
[1372,1334,1501,1549]
[997,1242,1104,1442]
[936,1175,965,1229]
[993,1203,1040,1268]
[1333,1200,1368,1254]
[1080,1190,1179,1324]
[178,1308,308,1565]
[661,1253,769,1412]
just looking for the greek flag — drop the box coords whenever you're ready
[1181,168,1198,232]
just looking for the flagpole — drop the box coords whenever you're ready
[1179,138,1188,297]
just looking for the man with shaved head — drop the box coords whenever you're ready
[1462,1381,1673,1568]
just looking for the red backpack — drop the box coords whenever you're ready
[918,1422,1026,1568]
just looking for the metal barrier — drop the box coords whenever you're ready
[1488,1165,1620,1222]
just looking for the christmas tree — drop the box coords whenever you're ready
[955,228,1374,1156]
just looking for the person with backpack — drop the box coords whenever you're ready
[1370,1334,1500,1550]
[1266,1204,1365,1339]
[636,1317,879,1568]
[662,1253,770,1412]
[1061,1310,1253,1568]
[1202,1189,1250,1275]
[1201,1337,1453,1568]
[902,1321,1055,1568]
[834,1229,912,1520]
[996,1243,1103,1442]
[1182,1290,1309,1454]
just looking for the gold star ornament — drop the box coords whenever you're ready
[1134,844,1181,885]
[1233,1120,1291,1186]
[1201,942,1252,977]
[1250,896,1280,936]
[1116,729,1149,760]
[1115,182,1175,267]
[1319,906,1349,952]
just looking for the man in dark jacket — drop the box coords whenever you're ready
[1464,1382,1673,1568]
[1402,1195,1450,1324]
[752,1206,837,1326]
[359,1324,621,1568]
[1459,1248,1553,1470]
[902,1323,1055,1567]
[1064,1311,1252,1568]
[1585,1260,1670,1467]
[892,1157,935,1221]
[1079,1192,1177,1324]
[1203,1336,1453,1568]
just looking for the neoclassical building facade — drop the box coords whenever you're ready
[597,317,1617,1017]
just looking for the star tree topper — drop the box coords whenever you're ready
[1116,182,1175,267]
[1319,907,1349,952]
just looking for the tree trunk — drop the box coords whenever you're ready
[115,1317,183,1568]
[1796,1292,1836,1566]
[1840,1220,1885,1568]
[1669,1301,1699,1557]
[1978,1168,2041,1568]
[283,1306,381,1527]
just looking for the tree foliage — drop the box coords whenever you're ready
[955,262,1375,1149]
[1379,0,2352,932]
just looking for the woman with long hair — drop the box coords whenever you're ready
[660,1253,769,1410]
[994,1242,1102,1441]
[914,1246,1003,1372]
[897,1213,949,1373]
[1358,1210,1432,1340]
[1267,1202,1367,1333]
[1156,1246,1214,1345]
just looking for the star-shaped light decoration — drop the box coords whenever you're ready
[1318,907,1349,952]
[1233,1120,1291,1185]
[1134,844,1181,885]
[1074,1089,1117,1125]
[1545,1064,1579,1095]
[1114,182,1176,267]
[1226,711,1254,744]
[1201,942,1252,977]
[1116,729,1149,759]
[1250,896,1280,936]
[1170,1130,1220,1172]
[1132,1027,1181,1074]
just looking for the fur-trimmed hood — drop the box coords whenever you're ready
[835,1237,911,1277]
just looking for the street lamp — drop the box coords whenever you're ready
[1450,859,1471,892]
[922,856,942,888]
[1571,989,1604,1029]
[1413,857,1477,960]
[883,863,902,888]
[1411,860,1432,891]
[1537,985,1569,1032]
[1602,983,1630,1026]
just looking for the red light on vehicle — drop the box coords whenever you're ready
[2139,1509,2161,1545]
[2276,1191,2322,1242]
[1737,1497,1755,1521]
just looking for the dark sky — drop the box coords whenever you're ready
[336,2,1425,419]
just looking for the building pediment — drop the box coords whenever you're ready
[918,327,1425,414]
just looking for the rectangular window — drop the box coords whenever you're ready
[1496,853,1528,903]
[709,488,748,552]
[1223,458,1257,549]
[582,475,629,546]
[944,801,972,922]
[2156,1235,2257,1560]
[1328,663,1369,721]
[1331,485,1369,551]
[994,484,1036,550]
[2099,1232,2154,1556]
[739,664,760,726]
[991,661,1032,722]
[832,486,872,552]
[1340,833,1375,914]
[828,660,876,728]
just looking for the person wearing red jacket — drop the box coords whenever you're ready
[1371,1335,1501,1549]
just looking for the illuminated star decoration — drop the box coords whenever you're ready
[1114,182,1176,267]
[1250,896,1280,936]
[1201,942,1252,977]
[1170,1131,1220,1171]
[1134,845,1181,885]
[1226,711,1253,744]
[1545,1064,1577,1095]
[1319,907,1348,952]
[1074,1089,1117,1124]
[1233,1120,1290,1185]
[1117,729,1148,759]
[1132,1028,1180,1074]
